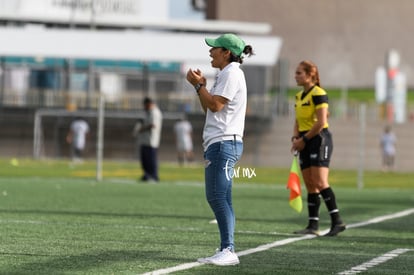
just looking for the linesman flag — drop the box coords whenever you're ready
[286,155,302,213]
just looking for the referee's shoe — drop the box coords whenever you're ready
[324,223,346,237]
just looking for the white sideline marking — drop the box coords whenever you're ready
[142,262,204,275]
[140,208,414,275]
[338,248,414,274]
[346,208,414,229]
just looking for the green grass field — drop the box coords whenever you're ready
[0,158,413,274]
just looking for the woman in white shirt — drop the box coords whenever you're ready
[186,33,253,266]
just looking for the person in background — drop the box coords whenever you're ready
[174,115,194,166]
[186,33,254,266]
[138,97,163,182]
[66,117,89,163]
[380,125,396,172]
[291,60,346,237]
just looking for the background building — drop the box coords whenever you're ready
[207,0,414,88]
[0,0,281,162]
[0,0,412,171]
[0,0,280,114]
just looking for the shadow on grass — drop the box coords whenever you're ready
[0,208,210,221]
[0,208,298,223]
[1,249,189,274]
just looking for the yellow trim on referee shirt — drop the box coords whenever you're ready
[295,86,329,132]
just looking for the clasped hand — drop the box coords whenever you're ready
[186,69,206,86]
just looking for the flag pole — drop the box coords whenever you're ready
[287,153,302,213]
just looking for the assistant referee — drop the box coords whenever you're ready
[291,60,346,237]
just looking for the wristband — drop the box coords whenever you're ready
[194,83,204,94]
[291,136,299,142]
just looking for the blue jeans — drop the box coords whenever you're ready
[204,140,243,251]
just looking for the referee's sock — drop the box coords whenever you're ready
[307,193,320,229]
[320,187,343,225]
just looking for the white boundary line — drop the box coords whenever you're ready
[140,208,414,275]
[338,248,414,274]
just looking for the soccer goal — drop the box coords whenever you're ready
[33,96,184,181]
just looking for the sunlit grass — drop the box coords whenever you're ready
[1,158,413,189]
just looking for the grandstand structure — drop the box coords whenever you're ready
[0,0,281,114]
[0,0,282,161]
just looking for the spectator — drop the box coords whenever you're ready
[380,125,396,172]
[138,97,163,182]
[174,116,194,166]
[66,117,89,163]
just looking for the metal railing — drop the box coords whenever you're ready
[1,88,413,122]
[1,88,276,118]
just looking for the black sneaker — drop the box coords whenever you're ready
[293,227,320,236]
[324,223,346,236]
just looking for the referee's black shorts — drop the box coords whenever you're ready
[299,128,333,170]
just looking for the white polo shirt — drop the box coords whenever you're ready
[202,62,247,151]
[140,105,163,148]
